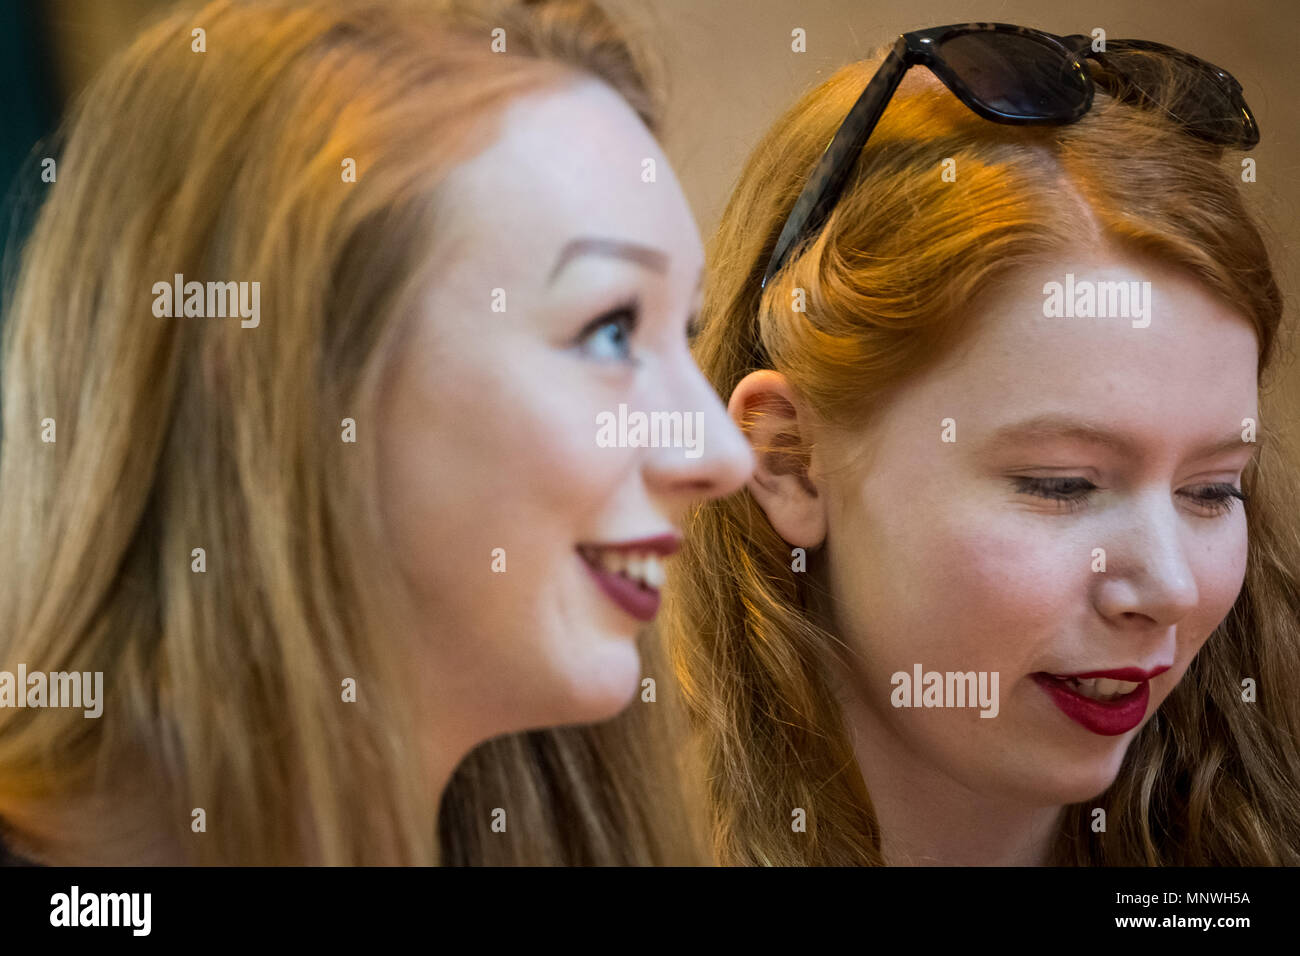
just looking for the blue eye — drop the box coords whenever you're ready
[577,300,639,362]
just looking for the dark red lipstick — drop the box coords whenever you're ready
[1032,666,1170,736]
[584,534,681,556]
[577,533,681,623]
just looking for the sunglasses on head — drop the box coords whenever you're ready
[761,22,1260,289]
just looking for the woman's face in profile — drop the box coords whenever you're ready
[821,250,1258,806]
[377,79,753,743]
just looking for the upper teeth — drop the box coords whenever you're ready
[585,548,665,590]
[1060,677,1141,700]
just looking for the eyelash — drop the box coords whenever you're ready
[576,298,640,363]
[1012,476,1248,516]
[576,299,702,361]
[686,312,702,343]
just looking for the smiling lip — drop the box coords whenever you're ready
[577,533,682,623]
[1059,666,1171,682]
[583,533,682,557]
[1032,666,1170,736]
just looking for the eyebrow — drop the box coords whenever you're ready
[547,237,671,286]
[978,414,1260,463]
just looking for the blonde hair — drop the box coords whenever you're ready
[0,0,701,865]
[662,52,1300,865]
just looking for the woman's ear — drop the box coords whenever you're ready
[728,369,826,549]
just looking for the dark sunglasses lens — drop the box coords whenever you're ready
[938,31,1088,119]
[1093,44,1254,145]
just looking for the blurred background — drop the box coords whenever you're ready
[3,0,1296,452]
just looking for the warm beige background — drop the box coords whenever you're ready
[605,0,1299,457]
[46,0,1300,454]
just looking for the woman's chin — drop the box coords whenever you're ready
[1022,761,1126,807]
[552,635,645,725]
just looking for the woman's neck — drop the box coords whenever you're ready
[837,669,1064,866]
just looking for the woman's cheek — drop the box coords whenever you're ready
[1197,523,1250,625]
[1162,524,1249,674]
[932,509,1076,630]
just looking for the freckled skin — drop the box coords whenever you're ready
[738,251,1253,863]
[375,80,753,758]
[814,253,1256,860]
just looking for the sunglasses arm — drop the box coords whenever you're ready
[761,45,911,289]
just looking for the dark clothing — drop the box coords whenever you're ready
[0,828,40,866]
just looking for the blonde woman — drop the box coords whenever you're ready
[0,0,752,865]
[663,24,1300,865]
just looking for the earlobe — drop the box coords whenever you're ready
[727,370,827,549]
